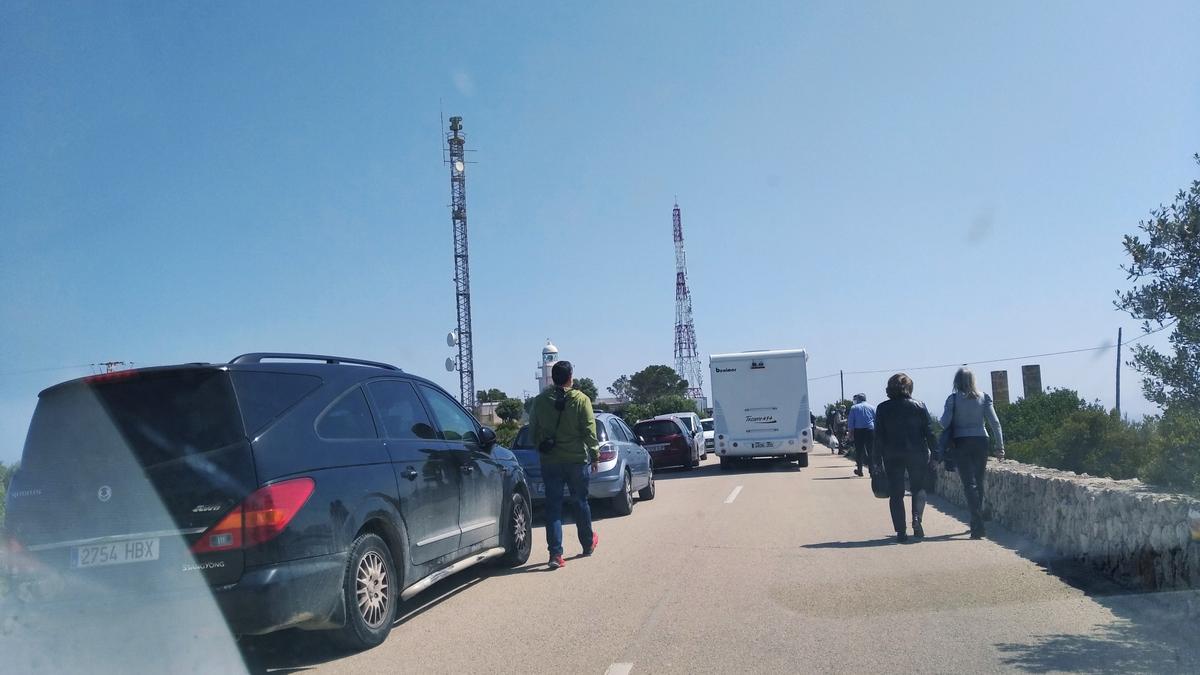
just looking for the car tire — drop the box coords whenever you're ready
[334,533,398,651]
[498,491,532,567]
[719,456,732,471]
[638,469,656,501]
[611,471,634,516]
[797,453,809,468]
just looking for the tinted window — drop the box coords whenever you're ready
[231,371,322,434]
[676,416,695,433]
[316,388,377,439]
[607,419,628,442]
[368,380,436,440]
[513,425,533,449]
[420,385,479,445]
[635,420,682,439]
[24,370,243,471]
[701,419,714,432]
[595,418,608,443]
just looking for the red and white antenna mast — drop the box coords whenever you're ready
[673,201,704,400]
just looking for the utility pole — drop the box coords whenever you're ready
[1115,327,1123,417]
[840,370,844,402]
[672,201,704,402]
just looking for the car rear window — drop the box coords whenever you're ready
[675,416,695,432]
[701,419,714,432]
[635,420,680,438]
[231,371,323,434]
[513,426,533,448]
[24,370,245,472]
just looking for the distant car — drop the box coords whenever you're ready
[655,412,706,461]
[634,416,701,470]
[2,353,532,651]
[701,417,715,453]
[511,412,654,515]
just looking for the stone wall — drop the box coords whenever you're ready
[930,459,1200,591]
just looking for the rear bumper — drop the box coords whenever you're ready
[526,467,624,502]
[215,552,347,635]
[650,450,691,468]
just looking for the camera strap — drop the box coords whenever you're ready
[541,388,568,453]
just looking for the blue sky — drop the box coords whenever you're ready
[2,1,1198,462]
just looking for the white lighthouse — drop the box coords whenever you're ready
[536,339,559,392]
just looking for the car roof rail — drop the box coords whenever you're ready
[229,353,402,371]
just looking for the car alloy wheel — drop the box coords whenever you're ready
[612,471,634,516]
[500,492,533,566]
[356,550,390,629]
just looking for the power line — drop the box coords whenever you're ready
[809,321,1178,383]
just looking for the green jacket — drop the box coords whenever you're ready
[529,386,599,465]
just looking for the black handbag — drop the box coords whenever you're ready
[870,459,889,499]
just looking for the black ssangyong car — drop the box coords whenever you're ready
[2,353,533,650]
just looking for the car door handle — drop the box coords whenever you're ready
[459,464,474,474]
[401,467,419,481]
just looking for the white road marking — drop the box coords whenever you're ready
[605,663,633,675]
[724,485,744,504]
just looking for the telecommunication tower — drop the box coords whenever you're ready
[672,201,704,399]
[446,116,475,408]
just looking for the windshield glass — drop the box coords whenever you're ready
[4,3,1200,673]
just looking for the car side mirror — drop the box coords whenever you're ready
[637,435,647,445]
[479,426,498,450]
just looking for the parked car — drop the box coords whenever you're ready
[655,412,706,460]
[701,417,715,453]
[511,412,654,515]
[2,353,533,651]
[634,416,701,470]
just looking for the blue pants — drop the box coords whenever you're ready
[541,462,593,557]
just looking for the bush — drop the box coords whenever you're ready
[1141,406,1200,494]
[495,420,520,449]
[1008,407,1152,480]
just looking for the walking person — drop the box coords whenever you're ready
[828,407,845,454]
[873,373,937,542]
[847,393,876,477]
[529,360,600,569]
[940,367,1005,539]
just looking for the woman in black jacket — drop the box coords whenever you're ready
[873,372,938,542]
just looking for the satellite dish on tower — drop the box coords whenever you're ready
[447,331,458,347]
[445,357,457,372]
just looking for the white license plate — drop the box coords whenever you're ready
[646,443,668,452]
[751,441,774,449]
[71,538,160,569]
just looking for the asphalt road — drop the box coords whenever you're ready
[242,446,1200,674]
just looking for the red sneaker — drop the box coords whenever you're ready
[549,554,566,569]
[583,533,599,556]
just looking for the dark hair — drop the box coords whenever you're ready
[886,373,913,400]
[551,360,573,386]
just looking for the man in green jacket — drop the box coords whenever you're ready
[529,360,600,569]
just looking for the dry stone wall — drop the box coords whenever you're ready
[930,459,1200,590]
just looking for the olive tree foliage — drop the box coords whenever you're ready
[1116,154,1200,410]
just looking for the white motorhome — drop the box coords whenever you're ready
[709,349,812,470]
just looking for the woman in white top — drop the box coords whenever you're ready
[940,367,1005,539]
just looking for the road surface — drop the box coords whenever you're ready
[242,447,1200,674]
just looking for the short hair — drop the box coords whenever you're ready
[886,373,913,400]
[853,393,866,403]
[551,360,573,386]
[953,367,981,399]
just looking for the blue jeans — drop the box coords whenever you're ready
[541,461,593,557]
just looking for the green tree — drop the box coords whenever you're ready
[607,375,632,401]
[648,394,699,418]
[494,420,521,449]
[629,365,688,403]
[476,388,509,403]
[997,388,1090,444]
[0,461,17,529]
[619,403,653,427]
[1116,154,1200,410]
[1141,407,1200,494]
[574,377,598,402]
[496,398,524,423]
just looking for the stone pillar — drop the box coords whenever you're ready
[1022,364,1043,398]
[990,370,1010,406]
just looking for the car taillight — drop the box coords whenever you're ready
[598,447,618,462]
[191,478,315,554]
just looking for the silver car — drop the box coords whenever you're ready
[512,412,655,516]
